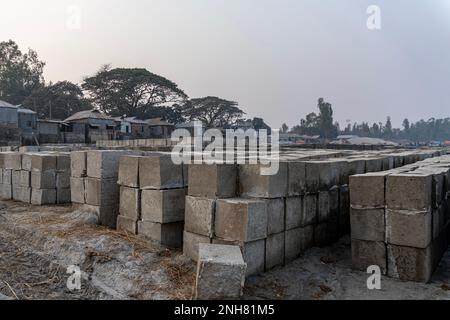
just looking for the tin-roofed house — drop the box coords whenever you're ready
[63,109,116,143]
[147,118,174,138]
[0,100,20,145]
[17,107,38,145]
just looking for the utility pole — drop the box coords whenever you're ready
[49,100,52,119]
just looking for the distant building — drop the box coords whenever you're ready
[0,100,37,145]
[123,117,151,139]
[147,118,174,138]
[37,119,66,144]
[280,133,321,145]
[331,135,398,147]
[64,109,116,143]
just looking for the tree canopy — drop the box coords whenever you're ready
[82,66,188,119]
[0,40,45,104]
[181,96,245,128]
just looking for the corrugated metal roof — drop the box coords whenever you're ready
[18,108,36,114]
[147,118,173,126]
[64,109,113,122]
[0,100,18,109]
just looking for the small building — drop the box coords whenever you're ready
[113,117,132,140]
[64,109,116,143]
[37,119,66,144]
[147,118,174,138]
[122,117,151,139]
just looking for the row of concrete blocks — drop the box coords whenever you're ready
[0,152,71,205]
[115,154,188,247]
[183,186,350,277]
[96,139,177,149]
[349,155,450,282]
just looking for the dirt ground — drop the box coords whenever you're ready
[0,200,449,300]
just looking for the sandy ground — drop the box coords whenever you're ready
[0,200,449,300]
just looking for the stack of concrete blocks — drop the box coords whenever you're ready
[350,155,450,282]
[70,150,139,228]
[195,244,247,300]
[116,153,187,248]
[0,152,71,205]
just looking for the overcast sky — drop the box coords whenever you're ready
[1,0,449,129]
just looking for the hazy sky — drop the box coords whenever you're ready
[1,0,449,129]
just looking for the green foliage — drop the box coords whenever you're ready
[82,66,188,119]
[0,40,45,104]
[181,96,245,128]
[292,98,338,138]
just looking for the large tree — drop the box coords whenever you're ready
[181,96,245,128]
[23,81,91,120]
[0,40,45,104]
[82,66,188,118]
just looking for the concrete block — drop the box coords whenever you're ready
[85,177,119,207]
[56,173,70,189]
[31,171,56,189]
[346,158,366,176]
[265,232,285,270]
[116,215,137,235]
[98,205,120,228]
[215,198,267,242]
[339,185,350,235]
[304,162,320,192]
[349,173,387,208]
[285,226,314,263]
[301,194,317,226]
[185,196,215,238]
[70,177,85,204]
[56,154,71,172]
[2,169,11,185]
[31,189,56,205]
[87,150,137,179]
[195,244,246,300]
[56,188,71,204]
[0,169,2,184]
[18,170,30,187]
[266,198,285,235]
[386,209,432,248]
[212,238,265,276]
[70,151,87,177]
[350,207,385,242]
[188,164,236,198]
[12,186,31,203]
[387,244,433,282]
[117,156,140,188]
[31,154,56,172]
[239,162,288,198]
[119,187,141,220]
[12,170,20,186]
[183,231,212,261]
[141,189,186,223]
[351,239,387,274]
[365,157,383,173]
[288,161,306,196]
[386,173,432,210]
[305,160,341,191]
[285,197,302,230]
[21,153,34,171]
[314,223,330,247]
[318,192,330,223]
[0,184,12,199]
[140,154,184,190]
[138,221,183,248]
[4,153,22,170]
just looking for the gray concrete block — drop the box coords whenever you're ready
[301,194,317,226]
[87,150,137,179]
[339,185,350,235]
[21,153,34,171]
[304,162,320,192]
[31,189,56,205]
[266,198,285,235]
[183,231,212,262]
[70,177,85,204]
[18,170,30,187]
[314,223,330,247]
[288,161,306,196]
[138,221,184,247]
[238,162,288,198]
[12,170,20,186]
[306,160,341,191]
[141,189,186,223]
[386,173,432,210]
[98,204,120,228]
[85,177,119,207]
[346,158,366,176]
[365,157,383,173]
[56,173,70,189]
[285,226,314,263]
[265,232,285,270]
[215,198,267,242]
[285,197,302,230]
[12,186,31,203]
[387,244,433,283]
[349,173,387,208]
[350,207,385,242]
[140,154,184,190]
[2,169,11,185]
[70,151,87,177]
[212,238,265,276]
[31,171,56,189]
[185,196,215,238]
[318,191,330,223]
[188,164,237,198]
[0,184,12,199]
[31,154,56,172]
[56,153,71,172]
[3,153,22,170]
[116,215,137,234]
[351,239,387,274]
[386,209,432,249]
[56,188,71,204]
[195,244,246,300]
[119,187,141,220]
[117,156,140,188]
